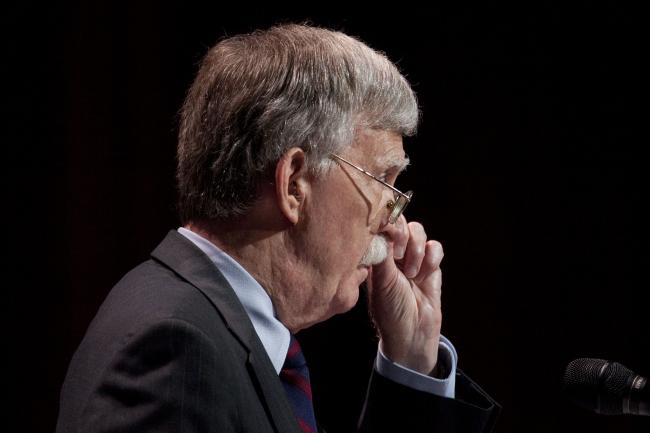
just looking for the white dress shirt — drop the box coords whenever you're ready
[178,227,457,398]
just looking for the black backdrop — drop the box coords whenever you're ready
[6,2,649,432]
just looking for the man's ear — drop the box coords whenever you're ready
[275,147,310,225]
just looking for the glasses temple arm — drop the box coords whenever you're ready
[330,154,410,199]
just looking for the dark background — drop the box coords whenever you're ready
[6,2,649,432]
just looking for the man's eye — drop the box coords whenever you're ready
[381,171,399,185]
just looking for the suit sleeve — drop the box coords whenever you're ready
[358,368,501,433]
[78,318,239,433]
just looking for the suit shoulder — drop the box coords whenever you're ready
[98,258,219,328]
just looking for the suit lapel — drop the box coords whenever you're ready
[152,230,256,349]
[151,230,302,433]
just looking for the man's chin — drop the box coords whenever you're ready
[332,268,367,314]
[337,289,361,314]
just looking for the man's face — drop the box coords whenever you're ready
[290,128,409,328]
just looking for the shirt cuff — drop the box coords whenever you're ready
[375,335,457,398]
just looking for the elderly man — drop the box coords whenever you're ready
[57,24,499,433]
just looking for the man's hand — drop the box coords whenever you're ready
[367,215,444,375]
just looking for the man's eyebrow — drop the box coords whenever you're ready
[379,154,410,173]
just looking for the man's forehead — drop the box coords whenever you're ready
[370,137,409,172]
[353,129,409,169]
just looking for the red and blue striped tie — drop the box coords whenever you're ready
[280,335,318,433]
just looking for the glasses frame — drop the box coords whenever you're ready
[330,153,413,224]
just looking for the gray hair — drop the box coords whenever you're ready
[176,24,419,222]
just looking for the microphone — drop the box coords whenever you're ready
[563,358,650,416]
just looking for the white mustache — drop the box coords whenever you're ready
[360,235,389,266]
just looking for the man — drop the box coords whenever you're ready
[57,24,500,433]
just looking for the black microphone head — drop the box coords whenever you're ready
[563,358,636,415]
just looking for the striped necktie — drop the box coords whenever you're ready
[280,335,318,433]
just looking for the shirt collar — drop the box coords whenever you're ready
[177,227,290,374]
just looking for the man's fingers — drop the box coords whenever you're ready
[400,222,427,279]
[415,241,443,300]
[414,240,443,282]
[383,214,409,259]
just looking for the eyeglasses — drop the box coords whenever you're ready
[330,153,413,224]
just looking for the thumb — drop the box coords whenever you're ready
[368,242,401,295]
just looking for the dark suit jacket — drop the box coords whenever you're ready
[57,230,500,433]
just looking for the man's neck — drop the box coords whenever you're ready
[185,218,276,284]
[183,218,309,333]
